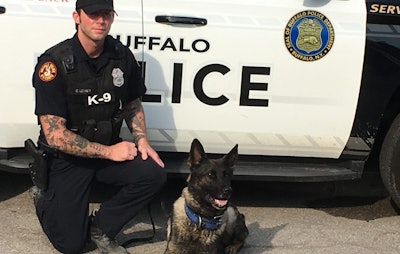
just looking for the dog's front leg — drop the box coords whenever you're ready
[224,210,249,254]
[225,241,245,254]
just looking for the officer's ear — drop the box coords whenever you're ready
[72,10,81,27]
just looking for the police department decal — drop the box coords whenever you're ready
[38,61,57,82]
[284,10,334,61]
[112,68,124,87]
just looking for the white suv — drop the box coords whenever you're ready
[3,0,400,208]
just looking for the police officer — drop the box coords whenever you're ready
[31,0,166,253]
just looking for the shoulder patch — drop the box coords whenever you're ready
[284,10,335,62]
[38,61,57,82]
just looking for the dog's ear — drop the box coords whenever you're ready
[187,138,206,168]
[224,144,238,168]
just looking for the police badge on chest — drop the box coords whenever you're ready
[112,68,124,87]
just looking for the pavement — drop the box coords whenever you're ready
[1,171,400,254]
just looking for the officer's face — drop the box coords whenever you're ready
[73,9,114,42]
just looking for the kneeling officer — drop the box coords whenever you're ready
[28,0,166,253]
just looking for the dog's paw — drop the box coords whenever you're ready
[224,242,245,254]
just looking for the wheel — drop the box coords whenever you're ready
[380,113,400,209]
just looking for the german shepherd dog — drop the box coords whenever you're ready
[165,139,248,254]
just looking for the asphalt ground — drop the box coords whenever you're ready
[1,170,400,254]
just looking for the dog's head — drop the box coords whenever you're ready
[186,139,238,212]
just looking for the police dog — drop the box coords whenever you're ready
[165,139,248,254]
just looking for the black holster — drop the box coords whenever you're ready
[25,139,49,191]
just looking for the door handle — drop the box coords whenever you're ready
[0,6,6,14]
[155,15,207,26]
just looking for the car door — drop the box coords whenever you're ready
[132,0,366,158]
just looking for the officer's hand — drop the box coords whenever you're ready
[108,141,137,161]
[137,138,165,168]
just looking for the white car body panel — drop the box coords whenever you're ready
[0,0,366,158]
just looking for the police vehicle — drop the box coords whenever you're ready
[1,0,400,206]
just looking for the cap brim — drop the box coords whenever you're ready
[82,5,115,15]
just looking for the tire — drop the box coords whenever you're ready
[380,113,400,209]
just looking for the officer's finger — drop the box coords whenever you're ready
[155,157,165,168]
[127,142,137,154]
[148,150,165,168]
[141,150,149,161]
[127,142,136,149]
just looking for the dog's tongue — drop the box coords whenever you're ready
[214,199,228,207]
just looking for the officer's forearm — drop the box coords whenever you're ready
[57,130,111,159]
[39,114,111,159]
[124,98,148,143]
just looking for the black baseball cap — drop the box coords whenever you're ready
[76,0,115,14]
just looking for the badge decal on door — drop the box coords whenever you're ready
[284,10,334,62]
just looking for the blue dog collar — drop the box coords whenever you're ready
[184,203,223,230]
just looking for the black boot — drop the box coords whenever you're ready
[89,212,129,254]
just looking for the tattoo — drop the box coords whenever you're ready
[41,115,64,142]
[39,114,108,159]
[124,98,147,143]
[46,117,59,133]
[74,135,88,149]
[42,115,61,133]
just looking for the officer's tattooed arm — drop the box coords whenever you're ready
[39,114,110,159]
[124,98,147,144]
[123,98,165,167]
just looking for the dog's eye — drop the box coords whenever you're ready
[208,169,216,178]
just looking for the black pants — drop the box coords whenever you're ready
[35,156,166,254]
